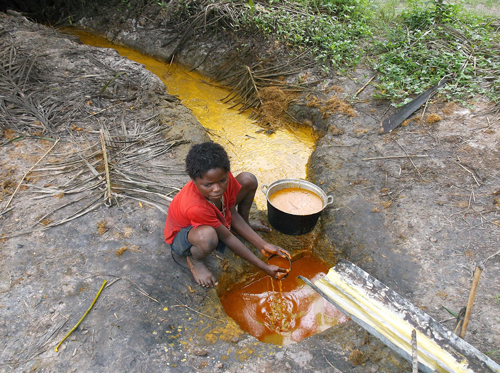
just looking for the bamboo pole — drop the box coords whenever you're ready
[460,263,484,338]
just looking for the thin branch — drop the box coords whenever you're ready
[2,138,60,212]
[362,155,428,161]
[456,161,481,186]
[173,298,220,320]
[100,129,113,206]
[394,140,425,181]
[354,75,376,97]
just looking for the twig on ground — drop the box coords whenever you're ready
[104,277,121,289]
[332,205,355,214]
[0,207,14,217]
[362,155,428,161]
[395,140,424,180]
[126,278,159,303]
[55,280,107,352]
[456,160,481,186]
[354,75,376,98]
[323,353,343,372]
[3,319,67,368]
[483,250,500,266]
[2,138,60,212]
[100,129,113,206]
[173,298,220,320]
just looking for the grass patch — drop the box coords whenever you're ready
[180,0,499,105]
[369,0,500,105]
[236,0,373,71]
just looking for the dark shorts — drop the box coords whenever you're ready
[170,226,226,256]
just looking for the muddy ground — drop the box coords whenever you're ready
[1,7,499,373]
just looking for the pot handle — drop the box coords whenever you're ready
[325,195,334,206]
[261,184,268,195]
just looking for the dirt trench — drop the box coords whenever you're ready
[1,6,499,373]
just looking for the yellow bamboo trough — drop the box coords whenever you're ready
[299,259,500,373]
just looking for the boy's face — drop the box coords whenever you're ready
[193,168,228,203]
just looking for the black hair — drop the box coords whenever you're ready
[185,142,230,179]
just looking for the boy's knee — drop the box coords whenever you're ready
[236,172,258,190]
[190,226,218,253]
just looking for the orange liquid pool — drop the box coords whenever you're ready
[269,187,324,215]
[220,256,349,345]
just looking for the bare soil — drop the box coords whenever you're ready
[1,8,499,373]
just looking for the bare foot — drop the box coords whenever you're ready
[249,220,272,233]
[186,256,218,287]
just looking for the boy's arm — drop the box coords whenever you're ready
[215,224,288,280]
[230,208,290,259]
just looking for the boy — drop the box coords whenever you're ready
[164,142,290,288]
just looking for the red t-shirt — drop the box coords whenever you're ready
[164,172,241,244]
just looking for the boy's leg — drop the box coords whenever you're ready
[187,226,219,287]
[235,172,271,232]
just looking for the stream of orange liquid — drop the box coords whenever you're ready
[63,28,316,209]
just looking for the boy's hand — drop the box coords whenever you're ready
[259,243,291,259]
[265,264,290,281]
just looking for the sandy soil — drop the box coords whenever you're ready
[1,8,499,373]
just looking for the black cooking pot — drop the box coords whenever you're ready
[261,179,333,235]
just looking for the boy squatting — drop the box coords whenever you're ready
[164,142,291,287]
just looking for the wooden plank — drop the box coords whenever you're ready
[300,259,500,373]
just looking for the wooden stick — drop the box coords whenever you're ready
[362,155,428,161]
[460,263,484,338]
[395,140,424,180]
[3,138,60,212]
[354,75,376,97]
[55,280,107,352]
[99,130,113,206]
[456,161,481,186]
[411,329,418,373]
[246,65,262,105]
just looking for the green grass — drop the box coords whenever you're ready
[162,0,500,105]
[236,0,374,71]
[370,1,500,104]
[487,350,500,359]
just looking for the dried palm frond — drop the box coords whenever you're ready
[217,58,315,114]
[0,34,168,135]
[11,117,188,236]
